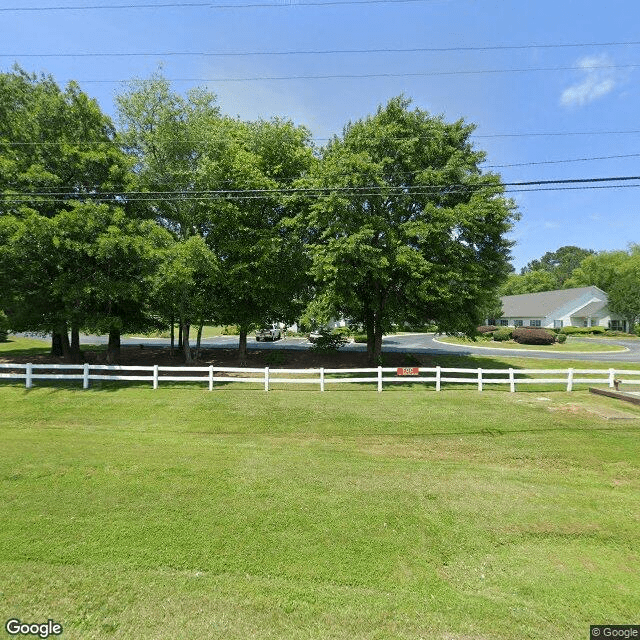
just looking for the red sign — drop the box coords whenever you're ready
[396,367,419,376]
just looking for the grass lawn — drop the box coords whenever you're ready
[0,382,638,640]
[436,336,627,353]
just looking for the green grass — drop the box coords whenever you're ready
[0,385,639,640]
[436,335,627,353]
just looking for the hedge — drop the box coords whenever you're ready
[513,327,555,345]
[492,327,513,342]
[560,325,606,335]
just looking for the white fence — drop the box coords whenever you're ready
[1,363,640,392]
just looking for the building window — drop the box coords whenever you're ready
[514,320,523,327]
[610,320,625,331]
[530,320,541,327]
[499,319,509,326]
[554,320,563,329]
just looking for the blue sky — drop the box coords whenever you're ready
[2,0,639,272]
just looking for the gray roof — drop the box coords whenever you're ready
[500,286,605,318]
[573,300,607,316]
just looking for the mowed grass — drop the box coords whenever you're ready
[436,335,627,353]
[1,384,639,640]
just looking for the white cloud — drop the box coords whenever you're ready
[544,221,561,229]
[560,54,618,108]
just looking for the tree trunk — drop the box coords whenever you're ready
[238,326,248,366]
[195,323,203,361]
[170,318,175,356]
[51,332,63,357]
[365,308,375,365]
[57,324,71,361]
[106,329,121,364]
[373,316,384,365]
[182,321,192,364]
[178,320,183,349]
[70,325,81,363]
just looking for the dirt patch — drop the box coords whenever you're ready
[0,345,430,370]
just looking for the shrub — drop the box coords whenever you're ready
[222,325,239,335]
[492,327,513,342]
[352,333,368,343]
[0,311,9,342]
[513,327,555,345]
[264,351,287,366]
[309,330,348,354]
[555,333,567,343]
[561,325,606,335]
[477,325,497,334]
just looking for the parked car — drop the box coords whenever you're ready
[255,326,282,341]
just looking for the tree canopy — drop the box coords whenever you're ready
[298,96,517,363]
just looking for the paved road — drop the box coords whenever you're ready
[74,332,640,362]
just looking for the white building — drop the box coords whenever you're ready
[490,286,629,332]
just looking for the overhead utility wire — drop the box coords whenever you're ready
[5,176,640,200]
[7,154,640,191]
[3,183,640,204]
[67,63,640,83]
[4,40,640,58]
[1,0,444,12]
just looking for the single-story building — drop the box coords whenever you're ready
[489,285,630,332]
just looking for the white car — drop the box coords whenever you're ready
[255,326,282,342]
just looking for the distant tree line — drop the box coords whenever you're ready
[0,67,518,364]
[500,245,640,331]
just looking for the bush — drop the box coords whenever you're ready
[264,351,287,366]
[493,327,513,342]
[477,325,497,334]
[555,333,567,343]
[560,325,606,335]
[513,327,555,345]
[309,330,348,354]
[352,333,368,343]
[222,325,239,335]
[0,311,9,342]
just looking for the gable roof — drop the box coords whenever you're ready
[500,286,607,318]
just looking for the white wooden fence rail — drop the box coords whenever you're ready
[1,363,640,392]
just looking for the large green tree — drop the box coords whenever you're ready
[116,72,222,361]
[298,96,517,364]
[521,245,595,285]
[0,67,133,356]
[0,204,171,362]
[200,117,315,363]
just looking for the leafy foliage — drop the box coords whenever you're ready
[299,96,517,364]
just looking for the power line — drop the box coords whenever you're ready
[55,63,640,83]
[4,40,640,58]
[4,176,640,201]
[0,0,446,12]
[3,183,640,204]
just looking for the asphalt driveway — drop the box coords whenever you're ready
[76,332,640,362]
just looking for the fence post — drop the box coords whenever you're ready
[153,364,158,390]
[265,366,269,392]
[608,368,615,388]
[377,366,383,392]
[209,365,213,392]
[320,367,325,392]
[509,368,515,393]
[567,368,574,392]
[436,366,441,392]
[26,362,33,389]
[83,363,89,390]
[477,368,483,392]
